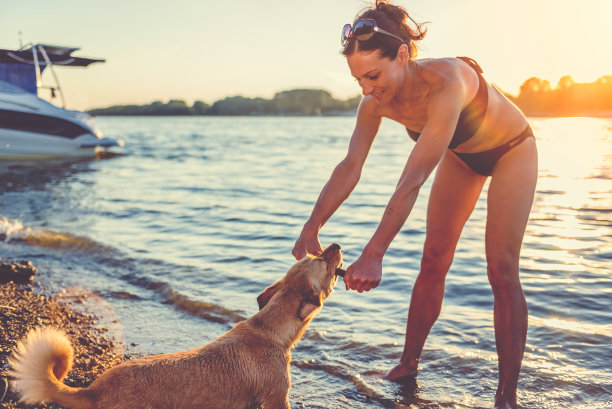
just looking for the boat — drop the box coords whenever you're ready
[0,43,123,159]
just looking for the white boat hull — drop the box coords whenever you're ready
[0,128,105,159]
[0,80,122,160]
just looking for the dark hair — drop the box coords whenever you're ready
[342,0,427,60]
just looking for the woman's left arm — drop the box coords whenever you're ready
[345,76,467,292]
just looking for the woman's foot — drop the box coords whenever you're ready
[383,363,418,382]
[494,394,517,409]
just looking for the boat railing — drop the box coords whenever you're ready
[30,43,67,108]
[9,43,68,108]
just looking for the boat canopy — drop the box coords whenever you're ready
[0,44,104,95]
[0,63,39,94]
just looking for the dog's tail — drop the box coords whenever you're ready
[8,327,96,409]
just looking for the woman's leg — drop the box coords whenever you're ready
[385,150,487,380]
[485,137,537,409]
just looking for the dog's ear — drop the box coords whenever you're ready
[257,280,282,310]
[297,289,322,321]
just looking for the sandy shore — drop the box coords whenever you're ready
[0,262,126,409]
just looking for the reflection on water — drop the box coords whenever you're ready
[0,116,610,408]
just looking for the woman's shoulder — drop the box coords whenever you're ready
[416,57,472,77]
[356,94,384,119]
[416,57,480,98]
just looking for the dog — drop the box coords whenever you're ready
[8,243,343,409]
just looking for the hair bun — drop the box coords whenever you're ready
[375,0,389,10]
[375,0,406,24]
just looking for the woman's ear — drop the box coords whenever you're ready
[397,43,410,65]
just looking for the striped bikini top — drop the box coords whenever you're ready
[406,57,488,150]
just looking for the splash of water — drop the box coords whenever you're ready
[0,217,112,254]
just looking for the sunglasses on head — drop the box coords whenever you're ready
[341,18,404,46]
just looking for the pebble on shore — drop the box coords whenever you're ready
[0,261,36,285]
[0,261,126,409]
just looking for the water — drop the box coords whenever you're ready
[1,116,610,408]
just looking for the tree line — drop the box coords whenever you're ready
[88,89,361,116]
[89,77,612,117]
[503,75,612,117]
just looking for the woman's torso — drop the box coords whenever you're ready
[378,57,528,153]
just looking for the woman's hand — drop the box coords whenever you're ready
[344,253,382,292]
[292,226,323,260]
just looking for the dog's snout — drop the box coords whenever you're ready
[324,243,340,252]
[321,243,342,266]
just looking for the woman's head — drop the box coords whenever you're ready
[342,0,427,60]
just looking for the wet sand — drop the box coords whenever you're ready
[0,261,125,409]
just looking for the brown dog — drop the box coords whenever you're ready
[8,244,343,409]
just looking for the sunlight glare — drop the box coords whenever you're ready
[531,316,612,337]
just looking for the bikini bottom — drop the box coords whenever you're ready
[452,125,534,176]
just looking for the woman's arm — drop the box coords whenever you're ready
[292,99,382,259]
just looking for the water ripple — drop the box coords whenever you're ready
[1,116,610,408]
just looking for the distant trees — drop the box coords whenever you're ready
[89,78,612,117]
[271,89,360,115]
[89,89,361,116]
[192,100,210,115]
[206,96,274,115]
[88,99,211,116]
[507,75,612,116]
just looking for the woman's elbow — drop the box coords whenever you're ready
[397,172,427,197]
[336,156,363,182]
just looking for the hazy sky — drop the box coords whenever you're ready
[1,0,611,110]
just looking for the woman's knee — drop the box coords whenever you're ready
[486,254,521,291]
[420,246,454,281]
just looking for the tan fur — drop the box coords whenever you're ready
[8,244,342,409]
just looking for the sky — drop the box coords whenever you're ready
[1,0,611,110]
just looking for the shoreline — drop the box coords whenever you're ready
[0,262,126,409]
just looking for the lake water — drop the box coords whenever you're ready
[1,116,610,408]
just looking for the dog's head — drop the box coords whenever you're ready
[257,243,342,321]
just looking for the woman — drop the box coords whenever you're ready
[292,1,537,408]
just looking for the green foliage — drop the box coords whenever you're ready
[207,96,275,115]
[88,99,211,116]
[88,78,612,117]
[508,75,612,117]
[192,100,210,115]
[88,89,360,116]
[273,89,348,115]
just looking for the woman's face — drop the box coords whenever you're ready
[346,47,407,105]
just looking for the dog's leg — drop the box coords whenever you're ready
[260,393,290,409]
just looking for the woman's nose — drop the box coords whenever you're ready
[361,82,373,96]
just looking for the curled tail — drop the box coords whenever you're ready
[8,327,95,409]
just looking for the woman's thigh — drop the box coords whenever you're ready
[423,150,487,266]
[486,137,538,280]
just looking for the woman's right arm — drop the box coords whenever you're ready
[292,100,382,259]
